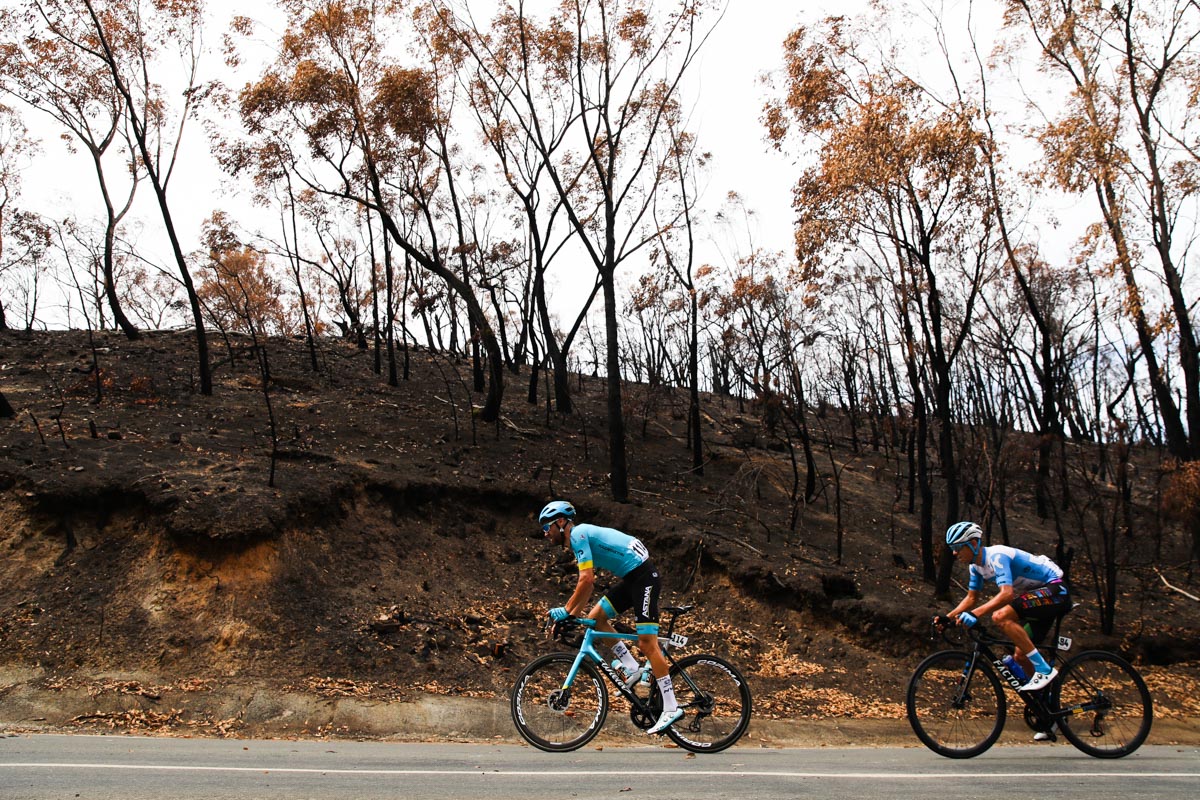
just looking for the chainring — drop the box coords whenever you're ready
[1023,704,1055,733]
[628,687,663,730]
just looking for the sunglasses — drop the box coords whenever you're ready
[542,520,561,533]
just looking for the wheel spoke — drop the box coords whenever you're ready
[511,654,607,752]
[1055,652,1152,758]
[907,651,1005,758]
[665,655,752,753]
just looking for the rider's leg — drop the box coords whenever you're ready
[994,605,1052,675]
[639,632,670,680]
[587,601,616,631]
[639,631,681,731]
[589,602,639,673]
[606,561,681,734]
[588,598,672,698]
[994,605,1037,673]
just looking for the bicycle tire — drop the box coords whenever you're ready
[1054,650,1153,758]
[511,652,609,752]
[906,650,1007,758]
[663,653,752,753]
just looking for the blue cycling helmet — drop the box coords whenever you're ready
[946,521,982,548]
[539,500,576,527]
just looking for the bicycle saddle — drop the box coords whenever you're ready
[663,604,695,615]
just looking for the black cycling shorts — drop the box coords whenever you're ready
[602,560,661,632]
[1013,581,1071,644]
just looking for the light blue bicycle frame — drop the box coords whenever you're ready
[559,618,678,692]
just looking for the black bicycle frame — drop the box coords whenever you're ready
[955,616,1109,733]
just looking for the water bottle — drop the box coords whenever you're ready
[634,663,652,698]
[611,659,634,680]
[1002,655,1027,682]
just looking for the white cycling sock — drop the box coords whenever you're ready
[612,641,639,673]
[657,675,678,713]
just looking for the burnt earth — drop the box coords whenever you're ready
[1,328,1198,735]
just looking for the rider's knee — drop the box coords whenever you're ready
[993,606,1018,624]
[595,598,616,620]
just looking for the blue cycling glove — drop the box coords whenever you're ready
[548,606,570,622]
[958,611,977,628]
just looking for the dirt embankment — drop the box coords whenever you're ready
[2,329,1199,741]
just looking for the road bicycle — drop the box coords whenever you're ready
[510,603,752,753]
[906,614,1153,758]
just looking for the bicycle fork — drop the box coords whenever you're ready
[953,653,984,709]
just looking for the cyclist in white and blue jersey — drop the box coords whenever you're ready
[539,500,683,735]
[942,521,1071,693]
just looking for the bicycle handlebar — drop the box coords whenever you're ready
[929,616,964,645]
[545,615,596,644]
[928,616,1011,647]
[546,616,596,629]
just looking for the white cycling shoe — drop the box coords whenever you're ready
[647,708,684,735]
[1020,668,1058,692]
[1034,723,1060,741]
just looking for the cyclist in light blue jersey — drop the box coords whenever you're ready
[942,521,1071,693]
[539,500,683,735]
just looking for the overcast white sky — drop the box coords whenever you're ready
[12,0,876,323]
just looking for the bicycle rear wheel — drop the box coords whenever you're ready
[1054,650,1152,758]
[511,652,609,752]
[664,654,752,753]
[906,650,1007,758]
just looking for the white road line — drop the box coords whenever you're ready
[1,764,1198,779]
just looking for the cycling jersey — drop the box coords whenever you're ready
[569,523,649,577]
[968,545,1063,593]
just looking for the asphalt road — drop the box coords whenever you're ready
[1,734,1197,800]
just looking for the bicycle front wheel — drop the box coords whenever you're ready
[906,650,1007,758]
[511,652,609,752]
[1054,650,1153,758]
[664,654,752,753]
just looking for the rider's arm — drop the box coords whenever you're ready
[564,567,596,616]
[971,584,1015,619]
[948,590,979,619]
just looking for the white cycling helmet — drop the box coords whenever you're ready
[946,521,982,548]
